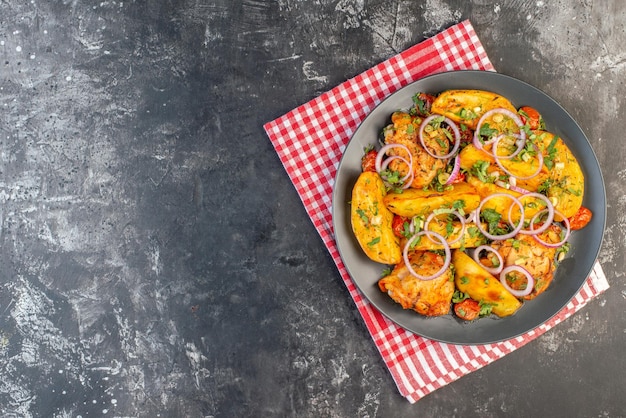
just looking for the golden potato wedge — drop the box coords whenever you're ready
[378,250,454,316]
[431,89,517,130]
[383,182,481,218]
[459,143,549,192]
[533,130,584,219]
[452,250,522,317]
[350,172,402,264]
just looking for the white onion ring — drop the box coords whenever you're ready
[403,231,451,281]
[472,245,504,275]
[424,210,466,245]
[493,139,544,180]
[473,108,526,155]
[418,114,461,159]
[531,208,571,248]
[475,193,525,241]
[516,193,555,235]
[500,265,535,297]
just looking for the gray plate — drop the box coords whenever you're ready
[331,70,606,345]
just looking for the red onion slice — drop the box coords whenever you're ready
[516,193,555,235]
[472,245,504,275]
[424,210,466,245]
[444,154,461,185]
[475,193,525,241]
[492,133,526,160]
[418,114,461,160]
[473,108,526,155]
[500,265,535,297]
[375,143,414,189]
[531,209,571,248]
[403,231,451,281]
[495,179,531,195]
[493,140,544,180]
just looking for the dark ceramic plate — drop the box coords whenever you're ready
[332,71,606,345]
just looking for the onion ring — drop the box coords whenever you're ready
[424,210,466,245]
[500,265,535,297]
[531,208,571,248]
[516,193,555,235]
[403,231,451,281]
[473,108,526,155]
[472,245,504,275]
[493,140,544,180]
[375,143,414,189]
[444,154,461,185]
[492,133,526,160]
[475,193,525,241]
[418,114,461,159]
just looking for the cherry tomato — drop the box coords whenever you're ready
[519,106,543,130]
[568,206,593,230]
[392,215,409,238]
[361,149,378,172]
[454,298,481,321]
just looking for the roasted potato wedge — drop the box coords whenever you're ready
[459,143,549,192]
[452,250,522,317]
[431,89,517,130]
[383,182,480,218]
[378,250,454,316]
[533,130,584,219]
[350,172,402,264]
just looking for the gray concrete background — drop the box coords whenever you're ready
[0,0,624,417]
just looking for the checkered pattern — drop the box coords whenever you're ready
[264,20,609,403]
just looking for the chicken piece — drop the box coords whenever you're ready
[383,112,448,189]
[491,226,560,300]
[378,250,454,316]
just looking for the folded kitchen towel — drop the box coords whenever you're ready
[263,20,609,403]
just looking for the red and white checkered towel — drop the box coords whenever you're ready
[263,20,609,403]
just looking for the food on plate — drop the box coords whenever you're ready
[381,111,449,188]
[452,250,522,317]
[350,171,402,265]
[349,89,592,321]
[490,227,561,300]
[383,182,480,218]
[378,250,454,316]
[430,89,517,130]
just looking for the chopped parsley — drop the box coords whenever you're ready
[457,107,478,120]
[356,209,369,225]
[481,208,508,236]
[543,135,559,170]
[470,160,492,183]
[478,301,494,317]
[367,237,380,247]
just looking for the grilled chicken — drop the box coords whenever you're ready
[378,250,454,316]
[491,225,561,300]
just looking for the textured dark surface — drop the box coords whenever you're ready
[0,1,624,417]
